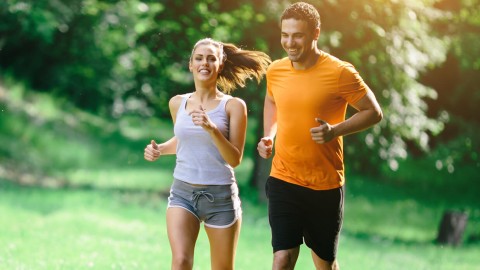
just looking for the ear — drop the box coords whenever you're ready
[188,61,193,72]
[314,27,321,40]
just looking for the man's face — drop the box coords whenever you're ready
[280,18,317,63]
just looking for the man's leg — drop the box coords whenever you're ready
[304,186,344,270]
[273,247,300,270]
[311,250,339,270]
[266,177,304,270]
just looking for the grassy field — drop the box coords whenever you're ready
[1,170,479,270]
[1,78,479,269]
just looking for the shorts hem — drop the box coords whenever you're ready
[272,241,303,253]
[204,208,242,229]
[309,247,336,262]
[167,205,201,221]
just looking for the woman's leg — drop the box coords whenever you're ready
[167,207,201,270]
[204,218,242,270]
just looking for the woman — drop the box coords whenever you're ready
[144,38,270,270]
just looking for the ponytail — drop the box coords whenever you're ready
[218,43,271,93]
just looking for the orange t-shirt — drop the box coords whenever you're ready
[266,51,369,190]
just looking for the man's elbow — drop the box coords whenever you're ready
[373,108,383,124]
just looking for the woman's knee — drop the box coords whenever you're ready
[171,254,194,269]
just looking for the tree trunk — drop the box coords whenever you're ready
[250,154,272,203]
[436,210,468,246]
[249,107,272,203]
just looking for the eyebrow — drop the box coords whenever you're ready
[193,53,217,57]
[281,31,305,36]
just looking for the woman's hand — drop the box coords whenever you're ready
[189,105,217,132]
[144,140,161,161]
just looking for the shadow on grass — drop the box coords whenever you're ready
[342,230,436,246]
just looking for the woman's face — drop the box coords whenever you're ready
[189,43,223,84]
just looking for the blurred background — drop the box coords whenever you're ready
[0,0,479,269]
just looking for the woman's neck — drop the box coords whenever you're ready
[190,89,223,111]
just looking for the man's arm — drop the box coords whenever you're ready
[333,89,383,137]
[257,94,277,158]
[311,90,383,143]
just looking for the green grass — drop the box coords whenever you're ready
[0,180,167,269]
[1,175,479,270]
[1,76,479,269]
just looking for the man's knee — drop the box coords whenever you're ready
[273,249,299,270]
[332,260,339,270]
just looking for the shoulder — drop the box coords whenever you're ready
[267,57,291,73]
[225,97,247,114]
[169,94,188,110]
[321,51,356,71]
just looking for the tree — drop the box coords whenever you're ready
[2,0,475,194]
[420,0,480,171]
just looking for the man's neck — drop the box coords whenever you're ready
[291,49,321,70]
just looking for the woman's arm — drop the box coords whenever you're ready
[144,95,182,161]
[190,97,247,168]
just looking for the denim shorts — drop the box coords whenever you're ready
[167,179,242,228]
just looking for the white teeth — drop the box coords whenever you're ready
[199,69,209,74]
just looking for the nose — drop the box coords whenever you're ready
[284,36,294,48]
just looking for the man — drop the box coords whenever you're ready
[257,2,383,270]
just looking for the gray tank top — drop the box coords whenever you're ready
[173,93,235,185]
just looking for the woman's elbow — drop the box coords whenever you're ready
[228,156,243,168]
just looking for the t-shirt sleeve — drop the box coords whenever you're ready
[338,64,369,104]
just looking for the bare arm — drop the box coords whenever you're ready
[257,94,277,159]
[190,98,247,168]
[144,95,182,161]
[310,89,383,143]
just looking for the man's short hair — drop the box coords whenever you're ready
[281,2,321,32]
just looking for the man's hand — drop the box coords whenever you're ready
[144,140,161,161]
[310,118,335,144]
[257,137,274,159]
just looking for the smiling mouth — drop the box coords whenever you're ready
[287,49,299,54]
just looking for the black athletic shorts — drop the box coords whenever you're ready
[265,176,344,262]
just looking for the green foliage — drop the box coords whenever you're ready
[418,0,480,173]
[0,74,171,182]
[1,0,479,174]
